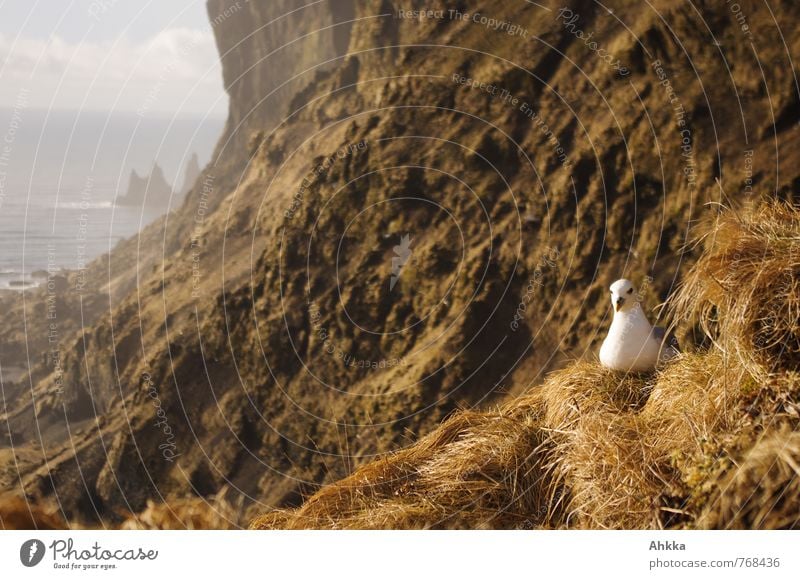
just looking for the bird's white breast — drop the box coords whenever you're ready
[600,308,662,372]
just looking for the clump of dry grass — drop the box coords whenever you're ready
[119,488,244,529]
[670,201,800,378]
[253,201,800,530]
[536,362,658,528]
[543,351,766,529]
[641,350,739,446]
[697,428,800,529]
[253,398,562,529]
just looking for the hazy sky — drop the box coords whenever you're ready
[0,0,228,117]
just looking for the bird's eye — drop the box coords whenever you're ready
[627,288,633,294]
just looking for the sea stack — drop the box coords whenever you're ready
[180,152,201,197]
[117,163,173,209]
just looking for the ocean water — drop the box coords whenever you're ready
[0,108,224,289]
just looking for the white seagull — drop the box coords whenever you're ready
[599,279,678,372]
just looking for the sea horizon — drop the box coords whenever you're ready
[0,107,224,288]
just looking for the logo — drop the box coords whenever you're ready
[390,234,413,291]
[20,539,46,567]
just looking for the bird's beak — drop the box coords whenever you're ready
[614,297,625,312]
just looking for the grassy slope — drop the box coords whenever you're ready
[2,0,799,528]
[251,202,800,529]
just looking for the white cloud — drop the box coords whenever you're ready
[0,27,227,116]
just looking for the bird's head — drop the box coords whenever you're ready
[609,278,637,313]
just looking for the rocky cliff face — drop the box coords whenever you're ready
[1,0,798,526]
[207,0,353,151]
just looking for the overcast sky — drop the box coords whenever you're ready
[0,0,228,117]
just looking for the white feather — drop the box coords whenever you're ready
[599,279,677,372]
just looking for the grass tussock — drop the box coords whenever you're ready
[670,201,800,378]
[253,200,800,530]
[254,400,562,529]
[698,428,800,529]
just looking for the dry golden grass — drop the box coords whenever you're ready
[670,201,800,379]
[4,201,797,530]
[539,363,663,529]
[0,488,244,530]
[118,489,244,530]
[698,426,800,529]
[0,493,66,530]
[252,200,800,530]
[254,400,562,529]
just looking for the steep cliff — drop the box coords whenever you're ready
[1,0,799,527]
